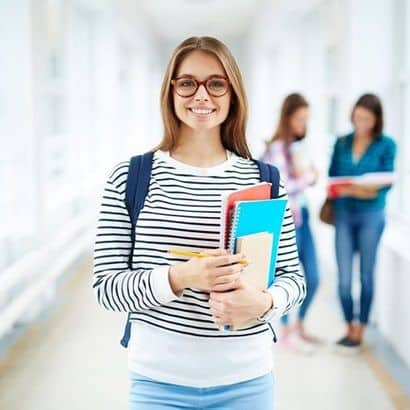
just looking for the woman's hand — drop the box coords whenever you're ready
[208,280,273,328]
[168,249,245,294]
[338,184,378,199]
[307,164,319,185]
[351,184,378,198]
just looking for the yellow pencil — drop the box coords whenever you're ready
[168,249,248,265]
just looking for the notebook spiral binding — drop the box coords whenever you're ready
[228,206,240,252]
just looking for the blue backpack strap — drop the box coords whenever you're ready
[120,151,154,348]
[125,152,154,266]
[254,159,280,343]
[254,159,280,198]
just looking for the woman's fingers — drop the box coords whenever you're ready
[207,253,245,268]
[209,298,223,312]
[214,263,244,277]
[202,248,229,257]
[209,303,231,325]
[211,283,238,292]
[207,264,243,290]
[213,272,241,285]
[211,278,241,292]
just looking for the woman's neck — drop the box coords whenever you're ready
[171,126,227,167]
[354,131,373,143]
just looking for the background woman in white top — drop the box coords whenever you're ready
[261,94,321,350]
[93,36,306,410]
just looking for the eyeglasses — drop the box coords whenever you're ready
[171,75,230,98]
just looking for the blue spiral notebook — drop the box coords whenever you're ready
[228,198,288,287]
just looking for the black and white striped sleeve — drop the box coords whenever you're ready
[266,181,306,317]
[92,162,177,312]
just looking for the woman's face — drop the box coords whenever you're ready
[289,107,308,138]
[173,50,231,132]
[352,106,377,136]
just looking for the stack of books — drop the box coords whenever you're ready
[171,183,288,331]
[219,184,288,330]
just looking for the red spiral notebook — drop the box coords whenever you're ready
[219,182,272,249]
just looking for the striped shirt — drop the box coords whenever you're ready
[93,150,305,387]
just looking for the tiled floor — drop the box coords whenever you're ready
[0,257,409,410]
[273,278,405,410]
[0,259,128,410]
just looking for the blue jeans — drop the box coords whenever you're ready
[129,372,274,410]
[334,208,385,324]
[281,207,319,325]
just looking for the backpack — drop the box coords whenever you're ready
[120,151,280,347]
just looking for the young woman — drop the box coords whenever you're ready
[93,36,305,409]
[329,94,396,350]
[261,93,320,349]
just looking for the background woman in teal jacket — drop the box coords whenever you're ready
[328,94,396,350]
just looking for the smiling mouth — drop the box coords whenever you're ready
[188,108,216,115]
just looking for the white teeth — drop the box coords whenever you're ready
[190,108,213,114]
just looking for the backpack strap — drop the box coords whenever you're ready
[254,159,281,343]
[125,152,154,267]
[254,159,280,198]
[120,151,154,348]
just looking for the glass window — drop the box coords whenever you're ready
[393,0,410,216]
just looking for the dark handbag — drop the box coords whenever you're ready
[319,198,334,225]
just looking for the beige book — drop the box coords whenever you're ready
[231,232,273,330]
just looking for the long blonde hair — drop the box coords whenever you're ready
[153,36,251,159]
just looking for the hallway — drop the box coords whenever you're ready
[0,257,408,410]
[1,1,410,409]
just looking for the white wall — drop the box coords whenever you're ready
[0,0,37,265]
[0,0,160,253]
[244,2,304,158]
[334,0,410,367]
[0,0,161,335]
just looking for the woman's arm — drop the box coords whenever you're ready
[93,163,246,312]
[337,137,397,199]
[92,163,178,312]
[377,137,397,194]
[337,184,378,199]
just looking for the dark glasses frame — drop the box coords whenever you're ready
[171,75,230,98]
